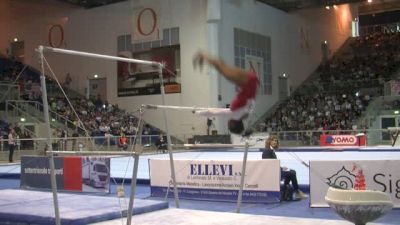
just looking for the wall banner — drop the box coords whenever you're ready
[117,45,180,97]
[320,134,366,147]
[20,156,110,193]
[310,160,400,208]
[231,132,268,149]
[149,159,281,203]
[132,7,160,43]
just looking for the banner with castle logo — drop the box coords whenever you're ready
[309,160,400,208]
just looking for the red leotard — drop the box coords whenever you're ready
[230,71,259,111]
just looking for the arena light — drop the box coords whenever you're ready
[20,117,26,122]
[394,110,399,115]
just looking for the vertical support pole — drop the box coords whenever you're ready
[126,106,145,225]
[158,63,180,208]
[236,139,249,213]
[207,0,223,133]
[86,78,90,99]
[38,46,61,225]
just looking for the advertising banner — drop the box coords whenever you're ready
[21,156,110,193]
[150,159,281,203]
[231,132,268,149]
[117,45,181,97]
[132,7,160,43]
[320,134,366,147]
[309,160,400,208]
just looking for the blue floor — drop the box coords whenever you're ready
[1,177,399,224]
[0,189,168,225]
[1,149,400,224]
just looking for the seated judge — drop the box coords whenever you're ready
[262,135,308,200]
[155,133,167,153]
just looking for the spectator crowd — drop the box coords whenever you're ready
[260,31,400,137]
[1,30,400,149]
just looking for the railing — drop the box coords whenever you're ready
[5,100,83,132]
[359,23,400,37]
[5,100,44,123]
[265,129,392,147]
[0,134,172,155]
[0,83,19,102]
[0,129,396,154]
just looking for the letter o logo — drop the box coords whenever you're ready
[48,24,64,48]
[137,8,157,36]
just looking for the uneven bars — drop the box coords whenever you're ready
[144,104,224,111]
[38,46,160,67]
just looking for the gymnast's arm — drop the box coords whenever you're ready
[193,52,248,86]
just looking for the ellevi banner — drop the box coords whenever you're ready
[149,159,281,203]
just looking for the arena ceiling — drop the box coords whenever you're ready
[258,0,400,13]
[56,0,400,14]
[60,0,363,10]
[257,0,364,12]
[56,0,126,8]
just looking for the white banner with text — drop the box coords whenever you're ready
[310,160,400,208]
[150,159,281,203]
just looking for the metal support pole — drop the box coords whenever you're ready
[126,106,145,225]
[38,46,61,225]
[236,139,250,213]
[158,64,180,208]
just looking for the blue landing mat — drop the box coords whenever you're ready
[0,189,168,225]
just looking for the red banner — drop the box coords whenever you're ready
[320,134,366,147]
[63,157,82,191]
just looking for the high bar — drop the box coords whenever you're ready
[37,46,160,67]
[143,104,224,111]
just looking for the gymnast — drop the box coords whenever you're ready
[192,51,259,135]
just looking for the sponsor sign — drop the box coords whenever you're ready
[21,156,110,193]
[118,85,161,97]
[310,160,400,208]
[320,134,366,147]
[231,132,268,149]
[117,45,181,97]
[164,83,181,93]
[20,156,65,189]
[150,159,281,203]
[390,80,400,96]
[118,83,182,96]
